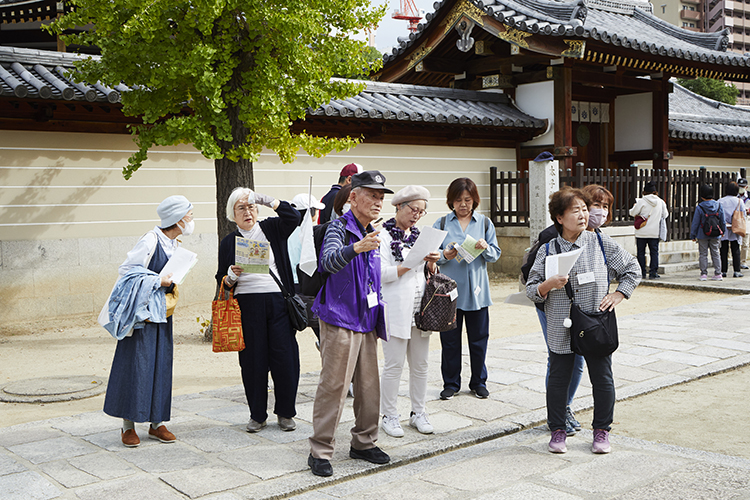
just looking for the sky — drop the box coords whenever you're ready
[373,0,436,54]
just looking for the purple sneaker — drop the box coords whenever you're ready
[711,274,723,281]
[592,429,611,454]
[548,429,567,453]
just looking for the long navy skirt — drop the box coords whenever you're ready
[103,318,173,423]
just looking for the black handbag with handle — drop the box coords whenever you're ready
[270,271,308,332]
[557,234,619,357]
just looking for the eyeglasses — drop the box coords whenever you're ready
[404,203,427,217]
[234,204,256,213]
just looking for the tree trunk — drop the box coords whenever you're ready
[204,156,254,342]
[215,156,254,241]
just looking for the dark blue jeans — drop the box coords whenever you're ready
[547,351,614,432]
[636,237,659,277]
[440,308,489,391]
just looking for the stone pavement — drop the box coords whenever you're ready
[2,294,750,500]
[639,267,750,294]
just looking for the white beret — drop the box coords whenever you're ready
[391,185,431,206]
[157,195,192,228]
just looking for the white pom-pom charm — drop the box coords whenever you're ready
[563,318,572,329]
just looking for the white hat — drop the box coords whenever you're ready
[291,193,325,210]
[391,185,431,206]
[157,195,192,228]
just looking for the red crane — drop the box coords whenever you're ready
[392,0,422,34]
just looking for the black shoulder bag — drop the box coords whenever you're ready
[270,271,309,332]
[556,233,619,357]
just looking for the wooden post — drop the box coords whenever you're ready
[490,166,497,225]
[553,67,573,171]
[652,78,670,170]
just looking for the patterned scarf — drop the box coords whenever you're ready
[384,217,420,262]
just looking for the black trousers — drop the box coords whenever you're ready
[721,239,741,274]
[440,308,489,391]
[236,292,300,423]
[547,351,614,432]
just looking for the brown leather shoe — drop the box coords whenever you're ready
[148,425,176,443]
[121,429,140,447]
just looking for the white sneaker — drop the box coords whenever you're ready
[381,415,404,437]
[409,412,434,434]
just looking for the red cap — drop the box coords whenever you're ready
[340,163,361,177]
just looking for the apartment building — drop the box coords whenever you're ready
[654,0,750,105]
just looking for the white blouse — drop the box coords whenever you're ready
[234,224,281,295]
[118,226,178,276]
[379,229,430,340]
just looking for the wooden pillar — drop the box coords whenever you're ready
[553,66,573,171]
[652,78,670,170]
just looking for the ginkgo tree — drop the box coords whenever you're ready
[48,0,385,237]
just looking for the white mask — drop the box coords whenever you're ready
[740,188,746,195]
[179,219,195,236]
[342,203,351,214]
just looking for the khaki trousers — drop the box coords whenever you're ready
[309,320,380,460]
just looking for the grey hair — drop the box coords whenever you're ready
[396,200,429,213]
[226,187,255,222]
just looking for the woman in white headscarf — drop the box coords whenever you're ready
[379,186,440,437]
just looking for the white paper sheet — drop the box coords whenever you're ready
[401,226,448,269]
[545,245,585,280]
[159,246,198,285]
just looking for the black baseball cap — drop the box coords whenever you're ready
[351,170,394,193]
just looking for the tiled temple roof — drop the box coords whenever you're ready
[669,83,750,144]
[3,46,749,143]
[0,47,122,102]
[384,0,748,68]
[307,79,548,129]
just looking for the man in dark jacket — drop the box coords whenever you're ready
[319,163,361,223]
[308,171,393,477]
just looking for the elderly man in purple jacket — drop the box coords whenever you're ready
[308,170,394,477]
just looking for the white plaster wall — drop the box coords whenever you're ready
[0,130,516,323]
[516,80,555,147]
[615,93,653,151]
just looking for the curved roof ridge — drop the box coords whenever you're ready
[493,0,586,24]
[631,8,728,52]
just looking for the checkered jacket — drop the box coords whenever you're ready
[526,230,641,354]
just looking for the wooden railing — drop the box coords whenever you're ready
[490,165,747,241]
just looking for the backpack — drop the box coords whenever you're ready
[699,205,724,237]
[414,270,458,332]
[296,220,350,301]
[520,225,558,285]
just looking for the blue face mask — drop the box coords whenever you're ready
[588,207,608,229]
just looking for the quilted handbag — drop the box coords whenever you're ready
[415,270,458,332]
[212,276,245,352]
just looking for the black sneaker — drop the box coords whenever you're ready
[349,446,390,464]
[566,406,582,431]
[471,387,489,399]
[308,454,333,477]
[439,388,456,400]
[734,272,744,278]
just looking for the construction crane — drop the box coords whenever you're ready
[392,0,423,34]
